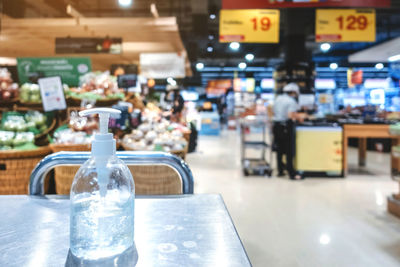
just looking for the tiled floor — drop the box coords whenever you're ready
[186,130,400,267]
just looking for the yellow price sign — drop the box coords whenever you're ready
[316,9,375,42]
[219,9,280,43]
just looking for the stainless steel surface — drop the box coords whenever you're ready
[0,194,251,267]
[29,151,194,195]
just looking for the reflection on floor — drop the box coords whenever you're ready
[186,130,400,267]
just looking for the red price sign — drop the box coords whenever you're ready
[220,9,280,43]
[316,9,375,42]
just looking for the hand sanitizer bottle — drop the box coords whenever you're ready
[70,108,135,261]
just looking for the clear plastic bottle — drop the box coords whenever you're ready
[69,108,135,261]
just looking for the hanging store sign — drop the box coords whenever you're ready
[17,57,92,86]
[55,37,122,54]
[222,0,390,9]
[219,9,280,43]
[316,9,376,42]
[140,53,185,79]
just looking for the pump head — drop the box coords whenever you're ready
[79,108,121,134]
[79,108,121,157]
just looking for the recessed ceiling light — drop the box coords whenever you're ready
[208,35,214,40]
[245,53,254,61]
[196,63,204,70]
[319,234,331,245]
[229,42,240,51]
[375,63,384,70]
[238,62,247,69]
[210,14,216,20]
[118,0,132,7]
[207,45,214,52]
[320,43,331,52]
[329,63,338,70]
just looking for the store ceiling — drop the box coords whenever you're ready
[0,15,189,72]
[348,37,400,63]
[2,0,400,85]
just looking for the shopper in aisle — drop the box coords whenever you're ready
[273,83,303,180]
[164,84,185,122]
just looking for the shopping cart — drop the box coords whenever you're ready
[240,115,273,177]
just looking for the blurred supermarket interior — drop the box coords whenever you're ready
[1,0,400,266]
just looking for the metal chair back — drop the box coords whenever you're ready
[29,151,194,195]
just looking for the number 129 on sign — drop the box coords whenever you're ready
[316,9,375,42]
[336,15,368,30]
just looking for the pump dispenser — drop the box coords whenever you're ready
[69,108,136,262]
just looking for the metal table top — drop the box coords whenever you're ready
[0,194,251,267]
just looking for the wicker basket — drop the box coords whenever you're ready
[18,101,43,109]
[0,98,18,110]
[67,97,121,107]
[121,143,188,160]
[49,143,91,195]
[129,165,182,195]
[0,146,51,194]
[35,115,57,141]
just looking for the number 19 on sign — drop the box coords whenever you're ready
[219,9,280,43]
[250,17,271,31]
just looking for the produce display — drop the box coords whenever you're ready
[390,123,400,136]
[51,110,98,145]
[0,68,19,101]
[0,131,35,150]
[66,71,124,101]
[0,110,48,150]
[68,110,98,134]
[122,111,189,152]
[20,83,41,103]
[53,127,92,145]
[1,111,48,134]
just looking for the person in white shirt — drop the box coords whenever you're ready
[273,83,303,180]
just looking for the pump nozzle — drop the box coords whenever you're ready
[79,108,121,157]
[79,108,121,134]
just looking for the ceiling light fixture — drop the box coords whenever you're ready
[208,35,214,40]
[207,44,214,53]
[196,63,204,70]
[320,43,331,52]
[375,63,384,70]
[167,77,176,86]
[319,234,331,245]
[238,62,247,70]
[388,54,400,62]
[329,63,338,70]
[118,0,132,7]
[210,14,216,20]
[245,53,254,61]
[229,42,240,51]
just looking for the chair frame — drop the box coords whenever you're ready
[29,151,194,195]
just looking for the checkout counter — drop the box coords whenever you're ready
[294,119,400,178]
[295,122,343,177]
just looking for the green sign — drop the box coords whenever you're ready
[17,57,92,86]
